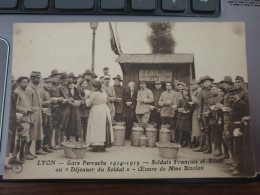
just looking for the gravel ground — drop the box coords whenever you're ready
[4,140,236,180]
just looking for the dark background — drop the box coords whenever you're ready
[0,178,260,194]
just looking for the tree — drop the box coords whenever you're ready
[147,23,176,54]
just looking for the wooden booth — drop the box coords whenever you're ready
[116,53,195,90]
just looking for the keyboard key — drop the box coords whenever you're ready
[101,0,125,10]
[162,0,186,12]
[55,0,94,10]
[131,0,156,11]
[24,0,49,9]
[192,0,217,13]
[0,0,17,9]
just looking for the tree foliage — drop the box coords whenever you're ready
[147,22,176,54]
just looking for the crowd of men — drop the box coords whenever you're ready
[5,67,255,176]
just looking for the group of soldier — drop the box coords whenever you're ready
[137,75,254,176]
[5,66,255,176]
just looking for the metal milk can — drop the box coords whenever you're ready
[139,135,148,148]
[113,122,126,146]
[145,122,158,147]
[131,123,144,147]
[159,124,172,143]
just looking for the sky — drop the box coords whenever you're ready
[12,22,248,83]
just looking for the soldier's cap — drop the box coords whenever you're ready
[201,75,214,83]
[78,74,84,78]
[30,71,41,78]
[220,76,233,84]
[68,72,76,78]
[103,67,109,70]
[50,69,61,77]
[155,81,162,85]
[43,77,53,83]
[177,82,186,87]
[100,76,104,80]
[104,75,111,80]
[198,77,204,84]
[60,71,68,79]
[113,74,122,81]
[235,76,244,82]
[83,69,93,76]
[92,72,98,79]
[229,87,239,95]
[190,79,199,85]
[140,80,147,84]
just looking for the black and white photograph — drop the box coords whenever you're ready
[3,22,256,179]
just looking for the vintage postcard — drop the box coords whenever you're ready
[3,22,256,179]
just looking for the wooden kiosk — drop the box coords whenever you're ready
[116,53,195,90]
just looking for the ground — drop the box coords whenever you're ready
[4,140,237,180]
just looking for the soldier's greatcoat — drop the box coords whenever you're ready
[26,83,43,141]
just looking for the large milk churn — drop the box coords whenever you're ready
[131,123,144,147]
[139,135,148,148]
[145,122,158,147]
[159,124,172,143]
[113,122,126,146]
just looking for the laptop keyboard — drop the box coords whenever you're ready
[0,0,220,17]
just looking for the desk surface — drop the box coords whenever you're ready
[0,182,260,194]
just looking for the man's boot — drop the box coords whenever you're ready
[54,131,62,149]
[25,141,37,159]
[9,138,21,165]
[204,132,212,154]
[19,138,26,163]
[35,140,48,155]
[24,141,34,160]
[193,133,206,152]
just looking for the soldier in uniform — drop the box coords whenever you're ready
[103,75,116,120]
[227,87,249,176]
[113,74,124,122]
[56,72,73,148]
[49,69,62,150]
[190,79,202,148]
[26,71,47,155]
[151,81,163,128]
[207,85,223,155]
[194,76,214,153]
[13,77,34,162]
[40,78,54,153]
[158,82,177,142]
[5,76,18,168]
[79,69,93,141]
[135,81,154,125]
[218,76,234,162]
[79,80,91,141]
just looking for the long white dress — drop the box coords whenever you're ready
[85,91,114,146]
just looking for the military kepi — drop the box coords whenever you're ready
[43,77,52,83]
[235,76,244,82]
[30,71,41,78]
[229,87,239,95]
